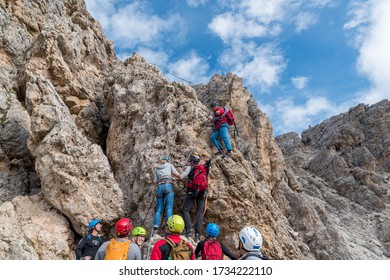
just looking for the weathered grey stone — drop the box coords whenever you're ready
[0,194,75,260]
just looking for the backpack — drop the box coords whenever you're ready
[224,107,235,126]
[187,164,208,191]
[164,238,192,260]
[104,239,131,260]
[201,239,223,260]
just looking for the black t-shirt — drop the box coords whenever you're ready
[76,234,102,259]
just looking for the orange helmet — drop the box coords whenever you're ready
[115,218,133,237]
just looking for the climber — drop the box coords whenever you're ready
[150,215,195,260]
[195,223,238,260]
[208,101,234,157]
[238,226,269,260]
[181,153,211,242]
[131,226,147,248]
[95,218,141,260]
[75,219,103,260]
[153,155,182,230]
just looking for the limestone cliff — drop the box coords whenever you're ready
[0,0,389,260]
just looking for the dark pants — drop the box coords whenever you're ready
[182,188,205,234]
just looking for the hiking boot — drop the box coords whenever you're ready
[226,150,232,157]
[184,229,193,237]
[153,226,158,231]
[194,233,200,242]
[214,151,224,156]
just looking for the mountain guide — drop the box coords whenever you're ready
[181,153,211,242]
[150,215,195,260]
[75,219,103,260]
[208,101,234,157]
[95,218,141,260]
[195,223,238,260]
[153,156,182,231]
[238,226,269,260]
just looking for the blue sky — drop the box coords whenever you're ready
[85,0,390,136]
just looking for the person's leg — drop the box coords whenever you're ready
[164,184,174,222]
[219,125,232,151]
[210,129,223,151]
[153,185,164,228]
[194,192,205,235]
[182,189,195,233]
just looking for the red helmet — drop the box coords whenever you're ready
[115,218,133,237]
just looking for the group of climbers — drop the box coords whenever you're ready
[75,101,268,260]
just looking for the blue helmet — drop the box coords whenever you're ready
[88,219,101,231]
[205,223,220,238]
[161,155,170,162]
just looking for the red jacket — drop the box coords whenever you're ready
[212,106,228,129]
[150,234,195,260]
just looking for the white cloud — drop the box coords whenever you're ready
[291,76,309,89]
[294,12,319,33]
[85,0,184,49]
[186,0,209,8]
[263,95,351,135]
[168,52,210,84]
[208,13,268,43]
[240,0,287,24]
[219,42,286,91]
[85,0,117,30]
[136,48,170,66]
[345,0,390,104]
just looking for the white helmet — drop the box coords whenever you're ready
[239,226,263,252]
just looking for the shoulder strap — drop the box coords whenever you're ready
[164,237,177,248]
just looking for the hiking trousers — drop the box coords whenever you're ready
[154,183,174,228]
[182,189,206,235]
[210,124,232,152]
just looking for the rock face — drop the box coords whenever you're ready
[276,101,390,259]
[0,0,389,260]
[0,194,75,260]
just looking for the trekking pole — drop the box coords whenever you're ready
[203,191,208,215]
[141,187,156,227]
[233,120,239,137]
[146,227,154,260]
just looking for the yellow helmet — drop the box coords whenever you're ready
[167,215,185,234]
[131,226,147,237]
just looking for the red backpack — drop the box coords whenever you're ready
[201,239,223,260]
[187,164,208,191]
[224,108,235,126]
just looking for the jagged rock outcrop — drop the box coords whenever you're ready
[276,101,390,259]
[104,58,310,259]
[0,0,124,257]
[0,0,389,260]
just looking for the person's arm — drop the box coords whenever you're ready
[129,243,142,260]
[220,242,238,260]
[216,107,224,116]
[171,164,182,180]
[204,159,212,169]
[150,243,162,260]
[195,240,205,258]
[76,237,87,259]
[180,166,192,180]
[188,243,196,260]
[153,170,158,184]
